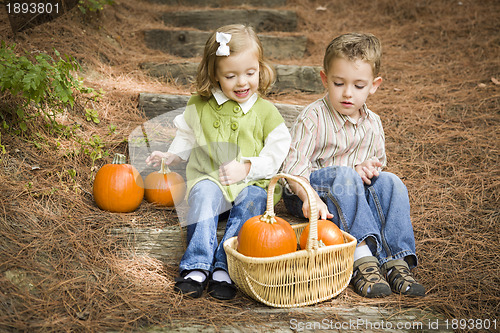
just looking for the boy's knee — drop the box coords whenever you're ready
[375,172,408,193]
[377,172,404,187]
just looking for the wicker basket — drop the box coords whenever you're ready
[223,173,357,308]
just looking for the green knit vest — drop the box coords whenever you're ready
[183,95,284,202]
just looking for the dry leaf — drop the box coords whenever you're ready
[316,5,327,11]
[491,77,500,85]
[478,83,487,88]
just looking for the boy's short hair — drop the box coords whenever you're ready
[323,32,382,77]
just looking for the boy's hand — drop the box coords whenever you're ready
[302,192,333,220]
[146,151,182,168]
[355,158,382,185]
[288,176,333,220]
[219,160,251,185]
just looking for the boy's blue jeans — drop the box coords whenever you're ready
[179,179,267,274]
[283,166,418,268]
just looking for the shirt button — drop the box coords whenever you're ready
[233,106,241,113]
[213,120,220,128]
[231,122,239,130]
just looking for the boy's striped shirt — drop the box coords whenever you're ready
[282,95,386,179]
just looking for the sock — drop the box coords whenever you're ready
[212,269,232,284]
[353,243,373,262]
[184,270,208,283]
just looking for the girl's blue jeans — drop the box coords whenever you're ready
[283,166,418,268]
[179,179,267,274]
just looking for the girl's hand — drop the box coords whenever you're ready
[146,151,182,167]
[355,158,382,185]
[219,160,251,185]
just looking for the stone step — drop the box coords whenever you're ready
[161,9,297,32]
[145,0,287,7]
[140,62,324,94]
[144,29,307,60]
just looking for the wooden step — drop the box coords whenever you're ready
[140,62,324,94]
[137,93,304,127]
[124,94,451,331]
[144,29,307,59]
[140,307,453,332]
[161,9,297,32]
[130,93,303,177]
[111,223,451,332]
[145,0,287,7]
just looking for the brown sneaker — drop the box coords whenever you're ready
[381,259,426,297]
[351,256,392,298]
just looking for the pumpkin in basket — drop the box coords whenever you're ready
[299,219,344,250]
[237,213,297,257]
[93,153,144,213]
[144,158,186,206]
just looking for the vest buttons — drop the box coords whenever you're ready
[233,105,241,113]
[213,120,220,128]
[231,122,239,130]
[216,104,223,110]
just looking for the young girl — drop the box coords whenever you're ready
[146,24,291,300]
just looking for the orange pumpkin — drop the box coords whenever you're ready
[299,219,344,250]
[144,158,186,206]
[237,213,297,257]
[93,153,144,213]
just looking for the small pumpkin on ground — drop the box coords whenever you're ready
[144,158,186,207]
[237,212,297,258]
[299,219,344,250]
[93,153,144,213]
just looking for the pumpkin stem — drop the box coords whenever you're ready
[112,153,127,164]
[259,211,277,224]
[160,157,171,174]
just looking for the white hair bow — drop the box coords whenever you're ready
[215,32,231,56]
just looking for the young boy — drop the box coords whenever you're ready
[281,32,425,298]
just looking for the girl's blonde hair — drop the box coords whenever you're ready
[195,24,275,99]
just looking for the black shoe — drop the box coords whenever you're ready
[174,270,208,298]
[207,279,237,300]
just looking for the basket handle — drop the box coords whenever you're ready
[266,173,319,251]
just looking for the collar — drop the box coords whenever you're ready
[323,94,370,133]
[212,88,258,114]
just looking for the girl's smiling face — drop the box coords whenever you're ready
[215,48,260,104]
[321,57,382,122]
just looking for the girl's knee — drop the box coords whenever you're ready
[188,179,223,205]
[235,186,267,207]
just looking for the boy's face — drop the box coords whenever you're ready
[321,57,382,121]
[215,48,260,104]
